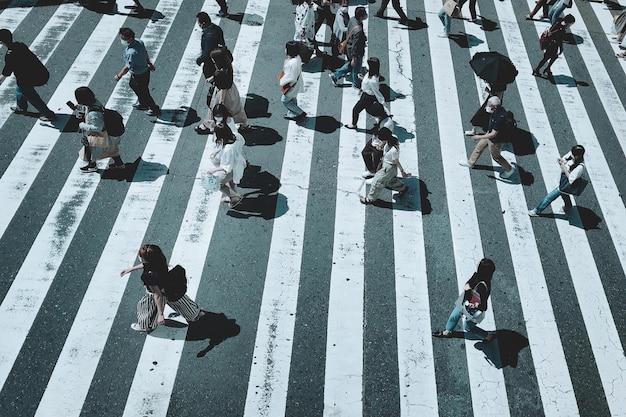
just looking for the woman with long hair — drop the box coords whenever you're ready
[359,127,410,204]
[120,244,204,332]
[432,258,496,342]
[207,123,247,208]
[529,144,585,216]
[345,57,385,129]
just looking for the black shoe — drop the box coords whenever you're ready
[543,69,552,77]
[107,161,126,170]
[80,162,98,173]
[146,108,160,116]
[532,69,540,77]
[10,106,25,114]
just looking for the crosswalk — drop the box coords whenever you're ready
[0,0,625,415]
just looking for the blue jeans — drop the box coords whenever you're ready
[535,186,572,213]
[438,8,451,33]
[445,305,489,339]
[16,84,54,118]
[333,55,363,88]
[549,1,566,25]
[281,94,304,118]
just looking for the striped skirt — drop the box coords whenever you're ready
[136,291,203,330]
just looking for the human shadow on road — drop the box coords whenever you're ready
[308,115,342,134]
[101,157,168,182]
[186,312,241,357]
[244,93,272,119]
[474,329,529,369]
[227,165,287,220]
[241,126,282,146]
[367,177,430,213]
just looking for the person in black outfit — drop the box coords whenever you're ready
[432,258,496,342]
[374,0,409,24]
[0,29,56,122]
[533,14,575,78]
[196,12,225,80]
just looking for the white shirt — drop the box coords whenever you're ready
[559,151,585,185]
[360,74,385,104]
[382,144,399,166]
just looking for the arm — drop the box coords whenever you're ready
[113,66,130,82]
[149,285,166,325]
[472,129,498,141]
[120,263,144,277]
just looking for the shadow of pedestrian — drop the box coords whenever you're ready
[227,165,287,219]
[116,4,165,22]
[151,107,189,126]
[308,115,342,134]
[368,176,426,212]
[101,157,169,182]
[244,93,271,119]
[379,84,406,102]
[478,16,499,32]
[239,13,265,26]
[182,106,201,127]
[322,55,348,72]
[566,206,602,230]
[185,312,241,357]
[240,126,282,146]
[505,128,537,156]
[473,329,529,369]
[450,33,484,48]
[516,165,535,186]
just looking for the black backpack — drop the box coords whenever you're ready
[495,109,517,142]
[166,265,188,302]
[103,108,125,137]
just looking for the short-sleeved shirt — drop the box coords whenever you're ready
[464,273,491,311]
[382,144,399,166]
[140,262,167,292]
[124,39,149,75]
[487,107,506,143]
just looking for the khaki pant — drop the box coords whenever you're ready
[366,164,406,201]
[468,139,511,172]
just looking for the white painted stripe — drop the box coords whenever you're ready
[477,3,581,416]
[517,2,626,415]
[587,1,626,73]
[323,6,368,416]
[423,0,511,415]
[0,1,133,241]
[243,16,322,417]
[0,3,83,132]
[32,1,192,415]
[386,3,438,416]
[0,0,34,30]
[0,0,137,393]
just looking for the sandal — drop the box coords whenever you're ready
[616,52,626,58]
[238,124,252,131]
[359,196,371,205]
[432,330,452,338]
[229,197,243,209]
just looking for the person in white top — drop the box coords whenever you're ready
[280,41,306,121]
[207,123,247,208]
[360,127,411,204]
[361,102,394,178]
[345,57,385,129]
[529,145,585,216]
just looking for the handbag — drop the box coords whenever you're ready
[559,172,588,196]
[339,24,361,55]
[443,0,460,17]
[278,70,300,95]
[86,131,109,148]
[455,281,486,324]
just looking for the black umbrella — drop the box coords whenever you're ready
[469,51,518,86]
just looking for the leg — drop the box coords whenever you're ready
[351,93,375,126]
[333,60,351,80]
[488,141,512,172]
[561,193,573,209]
[130,72,158,111]
[534,53,550,73]
[376,0,391,15]
[218,171,242,201]
[136,292,158,330]
[366,165,397,201]
[281,94,304,118]
[215,0,227,14]
[391,0,408,21]
[468,0,477,20]
[16,84,55,118]
[167,295,203,322]
[350,55,364,88]
[445,305,463,332]
[467,138,489,166]
[15,85,28,111]
[534,187,562,213]
[464,319,489,339]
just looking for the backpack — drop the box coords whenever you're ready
[166,265,187,302]
[103,108,125,137]
[495,109,517,142]
[539,29,551,50]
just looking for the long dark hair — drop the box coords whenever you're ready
[378,127,399,149]
[138,244,168,272]
[476,258,495,281]
[366,57,380,78]
[214,123,237,146]
[566,144,585,171]
[212,103,232,119]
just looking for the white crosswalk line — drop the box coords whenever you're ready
[424,0,511,415]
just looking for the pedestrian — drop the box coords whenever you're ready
[528,144,585,217]
[459,96,516,179]
[314,0,336,54]
[331,0,349,57]
[279,41,307,122]
[195,12,225,85]
[359,127,410,205]
[525,0,549,21]
[114,27,160,116]
[533,14,575,78]
[361,104,394,178]
[458,0,477,23]
[464,82,505,136]
[437,0,454,38]
[345,57,385,129]
[216,0,228,17]
[0,29,56,122]
[120,244,205,332]
[294,0,317,52]
[432,258,496,342]
[207,123,247,208]
[329,6,368,89]
[70,86,125,173]
[548,0,572,25]
[197,48,250,133]
[374,0,409,25]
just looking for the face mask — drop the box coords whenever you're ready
[485,105,495,114]
[120,39,129,46]
[214,116,223,123]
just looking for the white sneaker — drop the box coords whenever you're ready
[528,209,538,217]
[438,31,449,38]
[464,130,476,136]
[459,160,474,168]
[362,170,375,178]
[131,323,149,332]
[365,178,374,185]
[500,166,515,179]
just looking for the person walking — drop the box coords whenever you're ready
[359,127,410,205]
[459,96,515,179]
[331,0,349,57]
[525,0,549,21]
[529,145,585,216]
[345,57,385,129]
[464,82,505,136]
[280,41,306,122]
[374,0,410,25]
[458,0,477,23]
[207,123,247,208]
[548,0,572,25]
[114,27,160,116]
[361,105,394,178]
[216,0,228,17]
[533,14,575,78]
[432,258,496,342]
[121,244,205,332]
[437,1,453,38]
[329,6,368,89]
[294,0,317,51]
[196,12,225,86]
[0,29,56,122]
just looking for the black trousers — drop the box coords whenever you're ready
[361,139,383,173]
[129,71,158,110]
[352,92,378,126]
